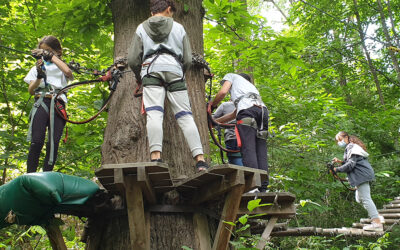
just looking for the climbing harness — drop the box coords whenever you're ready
[326,161,356,191]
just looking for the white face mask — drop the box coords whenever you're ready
[338,140,347,148]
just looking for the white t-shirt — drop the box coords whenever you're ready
[221,73,265,113]
[24,62,69,103]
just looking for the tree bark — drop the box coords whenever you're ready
[353,0,385,106]
[88,0,210,249]
[376,0,400,84]
[386,0,400,47]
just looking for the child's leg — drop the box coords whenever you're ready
[27,106,48,173]
[43,104,66,171]
[143,85,166,157]
[167,90,203,158]
[357,182,379,220]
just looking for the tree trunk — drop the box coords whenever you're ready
[87,0,211,249]
[386,0,400,47]
[376,0,400,84]
[353,0,385,106]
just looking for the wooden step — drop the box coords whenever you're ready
[352,223,389,230]
[390,200,400,204]
[379,213,400,219]
[270,227,384,237]
[378,209,400,213]
[360,218,399,224]
[384,204,400,209]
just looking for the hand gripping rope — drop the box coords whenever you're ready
[326,161,356,191]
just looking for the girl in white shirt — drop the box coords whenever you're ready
[24,35,73,172]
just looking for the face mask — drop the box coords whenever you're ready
[44,60,52,66]
[338,140,347,148]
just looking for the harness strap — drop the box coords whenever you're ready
[27,87,62,166]
[234,125,242,148]
[237,117,258,129]
[142,49,185,86]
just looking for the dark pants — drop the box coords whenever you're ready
[237,105,268,189]
[225,139,243,166]
[27,98,66,173]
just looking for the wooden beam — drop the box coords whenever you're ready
[114,168,125,194]
[256,216,278,249]
[244,172,261,192]
[136,166,157,204]
[44,221,67,250]
[270,227,384,237]
[193,170,245,204]
[212,184,245,250]
[125,175,148,250]
[193,213,212,250]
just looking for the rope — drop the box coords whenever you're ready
[326,162,356,191]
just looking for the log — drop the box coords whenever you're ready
[270,227,384,237]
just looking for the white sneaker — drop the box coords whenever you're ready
[363,222,383,232]
[247,188,260,194]
[379,215,385,224]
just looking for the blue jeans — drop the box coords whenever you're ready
[225,139,243,166]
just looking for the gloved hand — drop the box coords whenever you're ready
[36,59,45,79]
[31,49,54,62]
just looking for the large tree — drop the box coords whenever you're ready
[88,0,210,249]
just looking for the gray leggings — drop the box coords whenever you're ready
[356,182,379,219]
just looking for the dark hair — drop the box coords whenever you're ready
[238,73,251,82]
[150,0,176,14]
[335,131,367,151]
[38,35,62,56]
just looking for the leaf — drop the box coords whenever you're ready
[238,214,248,225]
[184,4,189,13]
[223,220,236,226]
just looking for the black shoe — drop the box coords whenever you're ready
[196,161,209,171]
[151,159,162,162]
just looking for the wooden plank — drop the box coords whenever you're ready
[134,167,157,205]
[238,203,296,219]
[244,172,261,192]
[360,218,399,224]
[270,227,384,237]
[44,222,67,250]
[379,213,400,218]
[212,184,245,250]
[209,164,268,176]
[193,170,245,204]
[193,213,212,250]
[148,172,173,187]
[96,162,169,177]
[241,192,296,204]
[114,168,125,194]
[145,212,150,250]
[378,208,400,213]
[125,175,148,250]
[384,204,400,209]
[96,176,114,185]
[256,216,278,250]
[176,172,224,190]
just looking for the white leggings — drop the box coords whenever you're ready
[356,182,379,219]
[142,73,203,158]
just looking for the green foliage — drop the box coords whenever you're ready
[1,0,400,248]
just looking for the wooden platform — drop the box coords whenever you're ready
[175,164,268,204]
[95,162,173,202]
